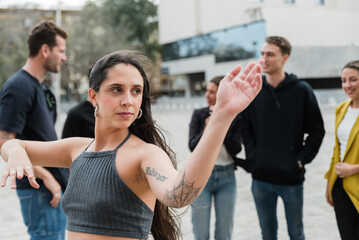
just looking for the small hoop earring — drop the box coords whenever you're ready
[137,108,142,119]
[94,105,98,118]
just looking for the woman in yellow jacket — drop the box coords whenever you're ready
[325,60,359,240]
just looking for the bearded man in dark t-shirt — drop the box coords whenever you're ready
[0,21,68,240]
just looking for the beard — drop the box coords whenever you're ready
[44,56,60,73]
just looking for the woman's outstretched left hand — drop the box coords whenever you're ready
[215,60,264,116]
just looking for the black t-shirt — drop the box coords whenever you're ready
[62,100,95,139]
[0,69,69,191]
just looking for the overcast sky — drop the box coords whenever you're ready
[0,0,89,9]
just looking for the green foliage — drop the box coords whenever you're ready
[0,0,160,98]
[61,1,134,100]
[61,0,160,100]
[0,11,42,86]
[102,0,161,61]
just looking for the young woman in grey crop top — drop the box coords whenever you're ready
[1,50,264,240]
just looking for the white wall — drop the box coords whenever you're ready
[158,0,197,43]
[161,55,212,76]
[158,0,359,92]
[161,54,256,83]
[159,0,359,46]
[192,0,249,35]
[159,0,254,44]
[161,46,359,81]
[263,7,359,47]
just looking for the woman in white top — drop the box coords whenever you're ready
[188,75,243,240]
[325,60,359,240]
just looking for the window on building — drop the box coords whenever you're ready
[162,21,267,63]
[284,0,295,4]
[314,0,324,5]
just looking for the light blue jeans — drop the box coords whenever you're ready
[191,164,236,240]
[251,179,305,240]
[16,187,67,240]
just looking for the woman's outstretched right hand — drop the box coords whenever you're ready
[1,140,39,189]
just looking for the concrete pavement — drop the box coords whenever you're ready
[153,104,341,240]
[0,90,345,239]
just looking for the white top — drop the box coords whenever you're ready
[216,145,234,166]
[337,106,359,161]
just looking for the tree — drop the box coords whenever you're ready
[0,9,42,86]
[60,1,134,101]
[0,0,162,99]
[61,0,161,101]
[102,0,161,61]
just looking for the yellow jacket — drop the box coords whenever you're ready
[325,100,359,212]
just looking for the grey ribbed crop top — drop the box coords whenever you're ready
[61,133,154,239]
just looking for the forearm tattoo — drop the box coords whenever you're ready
[162,172,201,208]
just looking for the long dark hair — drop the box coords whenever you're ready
[89,50,181,240]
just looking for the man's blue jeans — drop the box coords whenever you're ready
[16,187,67,240]
[191,164,236,240]
[251,179,305,240]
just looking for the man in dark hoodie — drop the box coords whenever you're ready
[241,36,325,240]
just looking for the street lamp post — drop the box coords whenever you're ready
[55,4,62,114]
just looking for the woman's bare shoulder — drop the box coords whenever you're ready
[130,136,164,152]
[127,135,170,162]
[59,137,94,160]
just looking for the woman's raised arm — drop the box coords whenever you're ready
[143,60,263,208]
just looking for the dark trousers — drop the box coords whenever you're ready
[332,178,359,240]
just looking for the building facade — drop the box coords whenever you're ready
[158,0,359,97]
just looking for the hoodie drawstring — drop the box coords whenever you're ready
[267,84,281,109]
